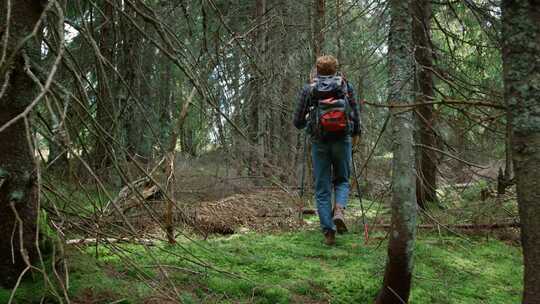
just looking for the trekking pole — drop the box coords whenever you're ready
[300,131,307,198]
[351,148,369,244]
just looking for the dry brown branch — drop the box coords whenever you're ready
[66,238,155,246]
[372,222,520,230]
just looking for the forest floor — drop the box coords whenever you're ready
[1,196,523,304]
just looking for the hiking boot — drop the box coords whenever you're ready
[333,205,348,234]
[324,230,336,246]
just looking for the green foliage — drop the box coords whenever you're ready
[435,180,518,222]
[429,1,506,163]
[37,209,61,256]
[460,180,489,202]
[41,177,119,224]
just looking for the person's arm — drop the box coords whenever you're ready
[293,85,310,130]
[347,82,362,137]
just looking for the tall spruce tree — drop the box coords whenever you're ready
[502,1,540,302]
[375,0,417,302]
[412,0,437,208]
[0,0,43,287]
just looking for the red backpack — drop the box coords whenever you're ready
[309,75,352,139]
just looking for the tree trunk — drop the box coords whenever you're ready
[164,88,195,244]
[375,0,417,303]
[336,0,343,63]
[502,1,540,302]
[504,109,513,185]
[121,5,140,160]
[313,0,325,58]
[120,6,153,164]
[278,0,297,183]
[412,0,436,209]
[248,0,266,178]
[135,42,154,162]
[0,0,42,288]
[158,57,174,154]
[92,1,116,171]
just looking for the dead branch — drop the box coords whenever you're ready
[66,238,155,246]
[373,222,520,230]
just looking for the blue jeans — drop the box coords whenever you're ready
[311,136,352,232]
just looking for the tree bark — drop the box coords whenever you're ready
[158,56,174,154]
[279,0,297,183]
[502,1,540,302]
[121,5,141,161]
[336,0,343,63]
[134,41,154,162]
[412,0,436,209]
[375,0,417,303]
[504,108,513,188]
[313,0,325,58]
[164,88,195,244]
[247,0,266,178]
[92,0,116,170]
[0,0,42,288]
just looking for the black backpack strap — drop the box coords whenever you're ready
[338,73,349,97]
[308,79,318,107]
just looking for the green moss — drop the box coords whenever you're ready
[207,276,254,297]
[180,293,198,304]
[253,286,291,304]
[0,230,523,303]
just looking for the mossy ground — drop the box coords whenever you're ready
[0,227,523,304]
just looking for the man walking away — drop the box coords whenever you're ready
[293,55,362,245]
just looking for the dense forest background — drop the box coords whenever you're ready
[0,0,539,303]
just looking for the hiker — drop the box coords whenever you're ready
[293,55,361,245]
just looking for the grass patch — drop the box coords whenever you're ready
[1,229,522,303]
